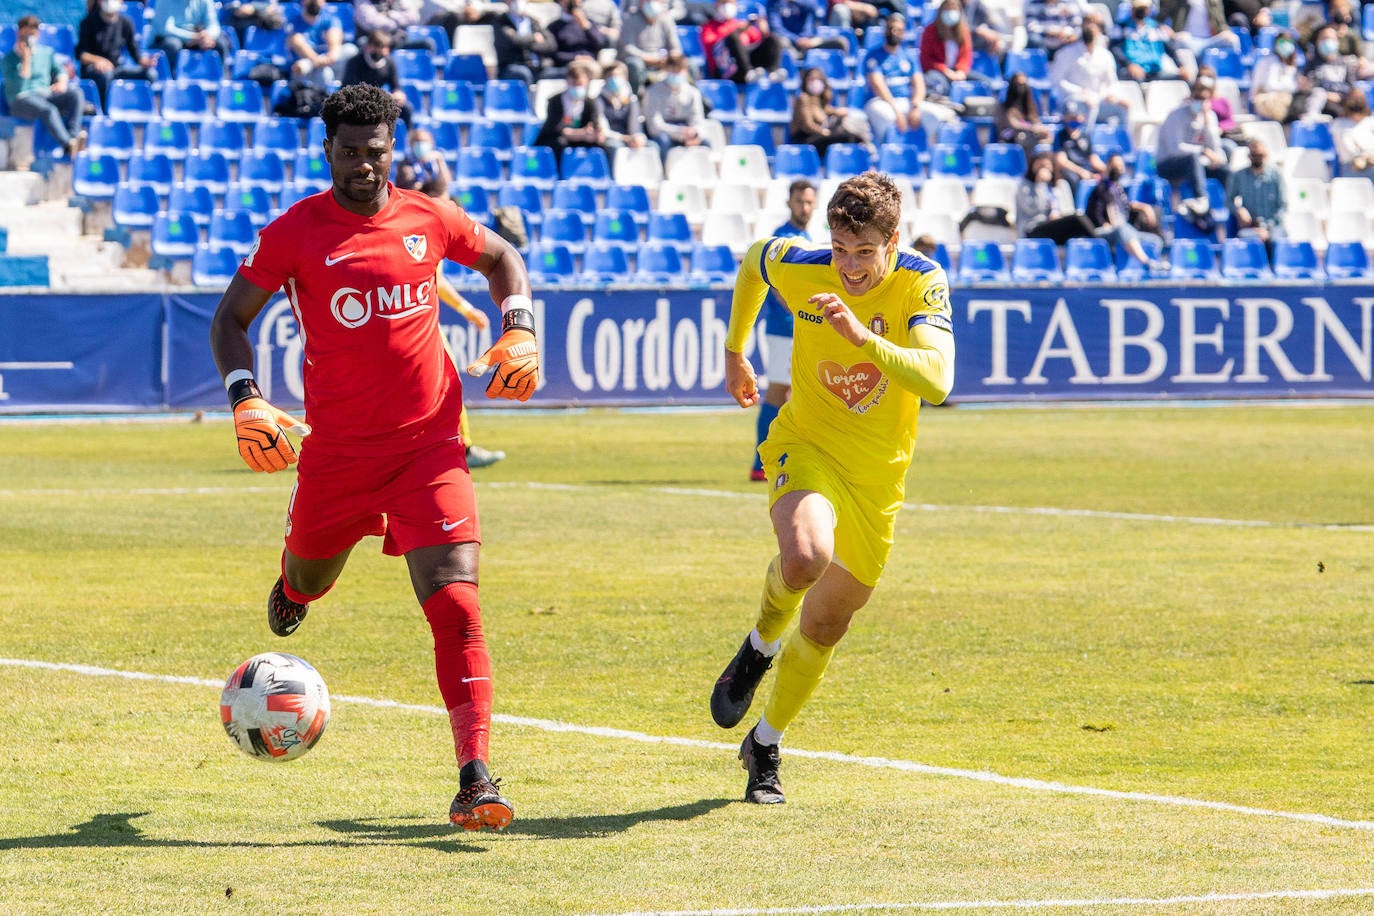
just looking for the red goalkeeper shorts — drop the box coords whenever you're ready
[284,437,480,560]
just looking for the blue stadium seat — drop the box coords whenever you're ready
[112,182,161,229]
[79,78,104,117]
[699,79,742,124]
[87,117,136,161]
[509,145,558,190]
[278,182,318,211]
[605,185,651,228]
[168,182,215,226]
[423,120,460,155]
[243,26,289,67]
[1169,238,1221,280]
[406,25,450,56]
[802,47,854,89]
[824,142,875,177]
[929,143,977,187]
[1201,45,1248,89]
[466,119,514,160]
[443,53,488,84]
[237,152,288,193]
[327,1,354,38]
[393,48,437,94]
[743,81,791,124]
[430,80,481,124]
[142,119,191,161]
[38,22,76,57]
[774,143,823,181]
[646,211,693,256]
[526,242,577,282]
[1011,237,1064,282]
[107,80,158,124]
[559,146,612,187]
[882,127,930,161]
[208,209,258,256]
[454,146,504,189]
[677,24,706,69]
[216,81,267,122]
[592,208,641,247]
[1220,236,1274,280]
[924,242,953,272]
[981,142,1027,179]
[1064,237,1117,283]
[483,79,536,124]
[688,243,737,284]
[1115,235,1166,280]
[540,208,589,254]
[184,151,232,195]
[160,80,207,121]
[1089,122,1133,160]
[192,243,240,287]
[292,149,331,189]
[127,152,175,194]
[1003,47,1050,89]
[633,241,686,282]
[305,117,327,148]
[1271,239,1322,280]
[497,183,544,231]
[1288,120,1339,175]
[222,182,275,227]
[730,119,777,156]
[1074,177,1098,213]
[71,152,122,200]
[251,117,299,157]
[957,239,1010,283]
[200,119,247,160]
[152,210,201,259]
[550,181,599,224]
[1324,240,1372,279]
[935,120,982,160]
[877,143,925,185]
[451,184,493,225]
[175,49,224,90]
[580,241,631,284]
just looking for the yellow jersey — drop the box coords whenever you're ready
[726,236,955,486]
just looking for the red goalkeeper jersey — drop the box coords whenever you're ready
[239,184,486,456]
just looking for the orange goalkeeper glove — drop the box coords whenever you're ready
[228,377,310,473]
[465,305,538,401]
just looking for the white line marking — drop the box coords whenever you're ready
[4,657,1372,833]
[587,887,1374,915]
[0,362,74,370]
[2,482,1368,533]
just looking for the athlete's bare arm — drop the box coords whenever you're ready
[210,273,276,379]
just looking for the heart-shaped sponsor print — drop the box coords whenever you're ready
[819,361,881,408]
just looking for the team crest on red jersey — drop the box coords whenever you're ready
[403,234,427,261]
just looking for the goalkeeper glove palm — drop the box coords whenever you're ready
[466,307,539,401]
[229,379,310,473]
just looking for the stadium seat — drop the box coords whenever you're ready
[1011,237,1064,282]
[929,143,978,187]
[453,146,504,189]
[509,145,559,190]
[406,24,450,56]
[698,79,742,124]
[825,143,875,178]
[647,211,693,256]
[526,242,576,283]
[216,81,266,122]
[633,241,686,282]
[1271,239,1322,280]
[612,146,664,188]
[877,143,926,185]
[236,152,288,196]
[919,176,971,215]
[112,183,161,229]
[935,120,982,160]
[430,80,481,124]
[496,183,544,231]
[291,149,330,189]
[923,242,953,272]
[483,79,536,124]
[182,151,231,195]
[393,48,437,95]
[71,152,121,201]
[1324,240,1373,279]
[1169,238,1221,280]
[550,181,599,224]
[760,148,815,188]
[592,208,642,247]
[452,22,497,72]
[677,24,706,69]
[160,80,207,122]
[699,211,752,258]
[743,81,791,125]
[466,120,515,162]
[38,22,76,57]
[1003,47,1050,89]
[191,243,240,287]
[443,53,488,84]
[1064,237,1117,283]
[209,209,258,256]
[250,118,298,157]
[450,184,493,225]
[664,144,720,188]
[540,208,589,255]
[559,146,612,187]
[1288,120,1339,176]
[1201,45,1248,88]
[199,119,247,160]
[1114,236,1166,280]
[168,182,215,226]
[87,117,136,162]
[175,49,224,91]
[801,47,854,90]
[688,243,738,284]
[718,144,771,186]
[579,241,630,284]
[243,26,289,67]
[151,210,202,259]
[656,180,709,228]
[980,142,1027,179]
[729,118,777,156]
[956,239,1010,283]
[127,152,175,195]
[222,182,275,227]
[1220,237,1274,280]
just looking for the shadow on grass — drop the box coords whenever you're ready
[321,797,734,846]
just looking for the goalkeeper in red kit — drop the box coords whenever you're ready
[208,84,537,832]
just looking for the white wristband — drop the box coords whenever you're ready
[224,369,255,390]
[500,294,533,314]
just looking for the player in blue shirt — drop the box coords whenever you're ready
[750,179,817,481]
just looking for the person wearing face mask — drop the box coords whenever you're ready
[1086,152,1168,272]
[618,1,684,92]
[862,13,956,145]
[1051,100,1105,197]
[768,0,849,58]
[1226,137,1285,257]
[150,0,232,75]
[644,51,709,160]
[492,0,557,84]
[1158,0,1239,80]
[3,15,87,159]
[789,66,872,156]
[920,0,981,100]
[1249,30,1306,123]
[75,0,156,112]
[701,0,786,85]
[533,58,606,164]
[340,31,415,125]
[1325,0,1368,62]
[600,61,649,153]
[355,0,432,52]
[1304,24,1355,120]
[1016,152,1094,242]
[286,0,354,86]
[1156,76,1228,219]
[1049,17,1131,127]
[548,0,611,74]
[1023,0,1088,57]
[1111,0,1184,82]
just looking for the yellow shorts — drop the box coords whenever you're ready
[757,437,902,588]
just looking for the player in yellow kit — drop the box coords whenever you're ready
[709,171,956,803]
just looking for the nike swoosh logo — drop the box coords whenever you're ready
[460,676,490,683]
[324,252,355,266]
[441,516,470,531]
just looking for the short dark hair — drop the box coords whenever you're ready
[827,171,902,239]
[321,83,399,140]
[788,178,815,197]
[17,14,38,29]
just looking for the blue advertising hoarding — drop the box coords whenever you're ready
[1,284,1372,410]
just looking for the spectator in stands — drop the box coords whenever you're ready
[966,0,1010,66]
[150,0,231,75]
[395,124,452,197]
[533,58,606,164]
[1222,0,1268,35]
[1326,0,1365,60]
[341,31,415,125]
[1016,151,1065,237]
[789,65,871,156]
[617,1,682,92]
[354,0,429,50]
[1198,62,1244,161]
[995,71,1053,158]
[582,0,622,46]
[222,2,287,49]
[1052,99,1105,197]
[1086,152,1167,270]
[601,60,648,154]
[862,13,954,144]
[492,0,557,85]
[1024,0,1088,59]
[1158,0,1239,78]
[701,0,786,85]
[1112,0,1185,82]
[548,0,611,74]
[75,0,156,112]
[286,0,354,86]
[920,0,986,100]
[1250,30,1308,123]
[1227,137,1285,255]
[1156,74,1227,218]
[421,0,485,42]
[2,15,86,158]
[827,0,889,34]
[769,0,847,57]
[1334,87,1374,181]
[911,232,938,257]
[1305,24,1357,120]
[644,50,709,159]
[1049,16,1132,126]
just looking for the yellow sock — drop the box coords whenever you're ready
[756,555,807,644]
[459,403,472,443]
[761,629,834,735]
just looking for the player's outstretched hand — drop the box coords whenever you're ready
[467,306,538,401]
[233,397,310,473]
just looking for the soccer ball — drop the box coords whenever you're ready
[220,652,330,761]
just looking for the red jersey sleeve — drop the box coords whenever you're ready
[441,198,486,269]
[238,209,293,293]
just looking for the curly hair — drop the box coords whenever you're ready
[827,171,902,239]
[321,83,399,140]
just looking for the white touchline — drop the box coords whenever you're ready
[4,657,1373,834]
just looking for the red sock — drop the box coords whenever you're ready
[281,552,334,604]
[422,581,492,768]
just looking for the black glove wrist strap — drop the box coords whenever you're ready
[228,378,264,408]
[502,308,535,335]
